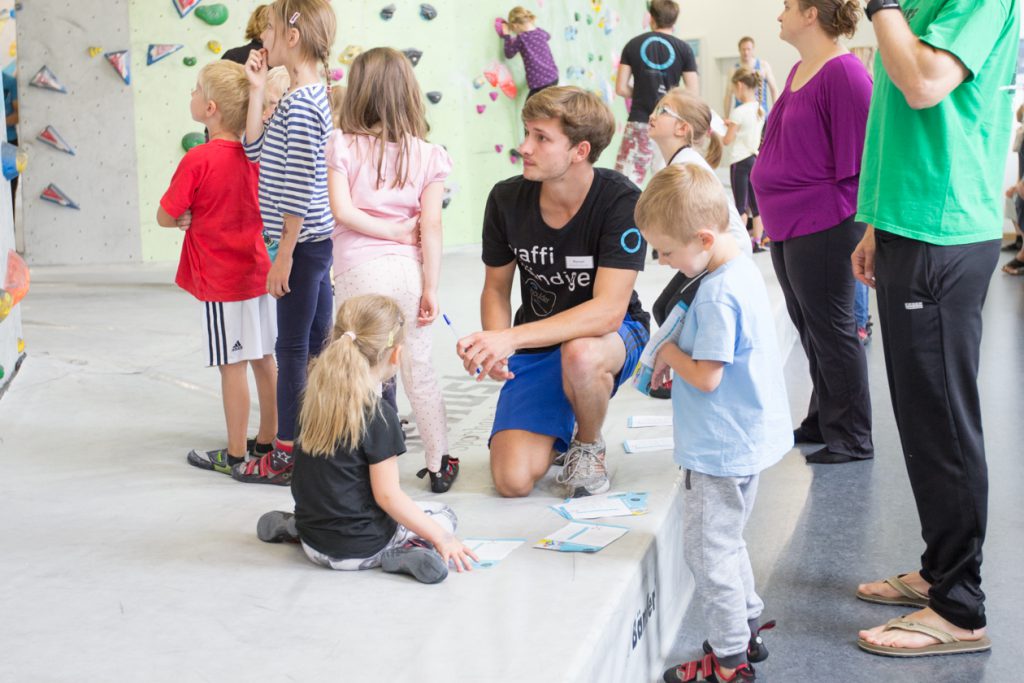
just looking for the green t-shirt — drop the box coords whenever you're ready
[856,0,1020,245]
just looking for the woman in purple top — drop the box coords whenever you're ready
[499,7,559,99]
[750,0,874,464]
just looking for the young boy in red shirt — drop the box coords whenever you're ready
[157,60,277,474]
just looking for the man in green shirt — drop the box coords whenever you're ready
[851,0,1019,658]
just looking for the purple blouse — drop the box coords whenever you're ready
[504,28,559,90]
[750,53,873,241]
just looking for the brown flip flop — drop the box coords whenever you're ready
[856,574,929,608]
[857,617,991,657]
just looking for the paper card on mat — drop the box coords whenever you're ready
[623,437,674,453]
[463,538,524,568]
[551,492,649,520]
[534,521,629,553]
[627,415,673,428]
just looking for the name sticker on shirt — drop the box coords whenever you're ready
[566,256,594,270]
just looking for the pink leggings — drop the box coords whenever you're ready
[334,255,449,471]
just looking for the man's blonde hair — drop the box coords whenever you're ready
[197,61,250,134]
[635,164,728,242]
[521,86,615,163]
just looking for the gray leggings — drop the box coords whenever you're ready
[683,470,763,663]
[301,502,457,571]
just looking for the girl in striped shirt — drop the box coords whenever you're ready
[234,0,337,486]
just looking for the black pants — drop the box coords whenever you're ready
[770,216,873,458]
[874,230,998,630]
[526,81,558,100]
[729,155,759,218]
[652,270,709,326]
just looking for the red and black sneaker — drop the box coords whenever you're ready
[231,448,294,486]
[663,653,755,682]
[703,620,775,664]
[416,455,459,493]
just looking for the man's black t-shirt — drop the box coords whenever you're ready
[291,401,406,559]
[482,168,650,350]
[620,32,698,122]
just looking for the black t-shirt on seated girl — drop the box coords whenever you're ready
[481,168,650,353]
[291,401,406,560]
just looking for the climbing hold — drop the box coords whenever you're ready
[586,15,593,25]
[509,149,522,164]
[472,76,486,89]
[147,43,183,65]
[476,104,486,114]
[339,45,362,65]
[181,132,205,152]
[483,64,517,98]
[3,250,31,311]
[330,68,344,82]
[172,0,203,18]
[194,3,228,26]
[29,66,67,93]
[88,46,103,58]
[565,26,578,41]
[1,142,24,181]
[380,4,395,20]
[403,49,423,67]
[40,183,80,209]
[426,91,442,104]
[17,338,23,353]
[0,365,5,380]
[489,91,498,101]
[105,50,131,85]
[8,41,14,58]
[419,3,437,20]
[207,40,222,54]
[574,11,581,21]
[37,125,75,155]
[495,144,503,153]
[0,293,11,324]
[183,56,197,67]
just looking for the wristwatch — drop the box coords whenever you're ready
[865,0,901,21]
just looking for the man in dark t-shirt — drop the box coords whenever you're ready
[458,87,650,499]
[614,0,698,187]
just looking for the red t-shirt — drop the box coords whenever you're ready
[160,139,270,302]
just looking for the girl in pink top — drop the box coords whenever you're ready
[326,47,457,493]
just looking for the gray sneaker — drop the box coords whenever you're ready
[257,510,299,543]
[556,438,609,498]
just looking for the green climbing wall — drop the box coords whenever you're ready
[130,0,649,261]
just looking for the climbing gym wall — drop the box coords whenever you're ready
[15,0,142,265]
[0,75,22,395]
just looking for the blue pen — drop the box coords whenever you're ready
[443,314,482,376]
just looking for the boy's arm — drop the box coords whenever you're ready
[327,168,417,241]
[656,343,724,393]
[243,48,268,158]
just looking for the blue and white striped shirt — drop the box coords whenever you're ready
[243,83,334,243]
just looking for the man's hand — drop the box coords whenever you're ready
[457,329,517,381]
[852,226,876,289]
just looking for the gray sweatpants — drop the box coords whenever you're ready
[683,470,764,666]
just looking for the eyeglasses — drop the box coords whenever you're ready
[653,105,684,122]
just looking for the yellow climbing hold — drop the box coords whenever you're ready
[88,46,102,58]
[17,338,24,353]
[207,40,222,54]
[9,41,16,58]
[339,45,363,65]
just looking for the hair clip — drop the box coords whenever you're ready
[342,330,356,341]
[289,11,301,24]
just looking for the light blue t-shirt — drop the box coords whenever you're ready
[671,256,793,477]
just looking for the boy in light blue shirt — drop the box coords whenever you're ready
[636,163,792,683]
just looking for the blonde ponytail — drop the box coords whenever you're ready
[658,88,722,169]
[298,295,406,456]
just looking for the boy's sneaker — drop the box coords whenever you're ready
[556,438,609,498]
[247,438,274,457]
[186,448,246,474]
[381,538,448,584]
[257,510,300,543]
[702,620,775,664]
[416,455,459,494]
[663,654,755,682]
[857,317,874,345]
[231,448,294,486]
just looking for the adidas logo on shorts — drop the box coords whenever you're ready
[232,340,243,352]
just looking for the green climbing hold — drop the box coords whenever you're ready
[181,132,205,152]
[195,3,229,26]
[586,15,593,25]
[0,365,5,380]
[183,56,197,67]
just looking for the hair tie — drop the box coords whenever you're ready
[342,331,357,341]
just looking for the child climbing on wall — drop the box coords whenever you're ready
[636,164,791,683]
[497,6,559,99]
[256,295,478,583]
[233,0,337,486]
[156,60,278,473]
[327,47,458,493]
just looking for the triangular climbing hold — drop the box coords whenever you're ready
[105,50,131,85]
[37,125,76,155]
[172,0,203,18]
[29,66,67,93]
[40,183,80,210]
[147,43,183,65]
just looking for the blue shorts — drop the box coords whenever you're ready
[490,316,649,453]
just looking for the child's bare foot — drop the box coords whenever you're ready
[857,571,929,601]
[858,607,987,651]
